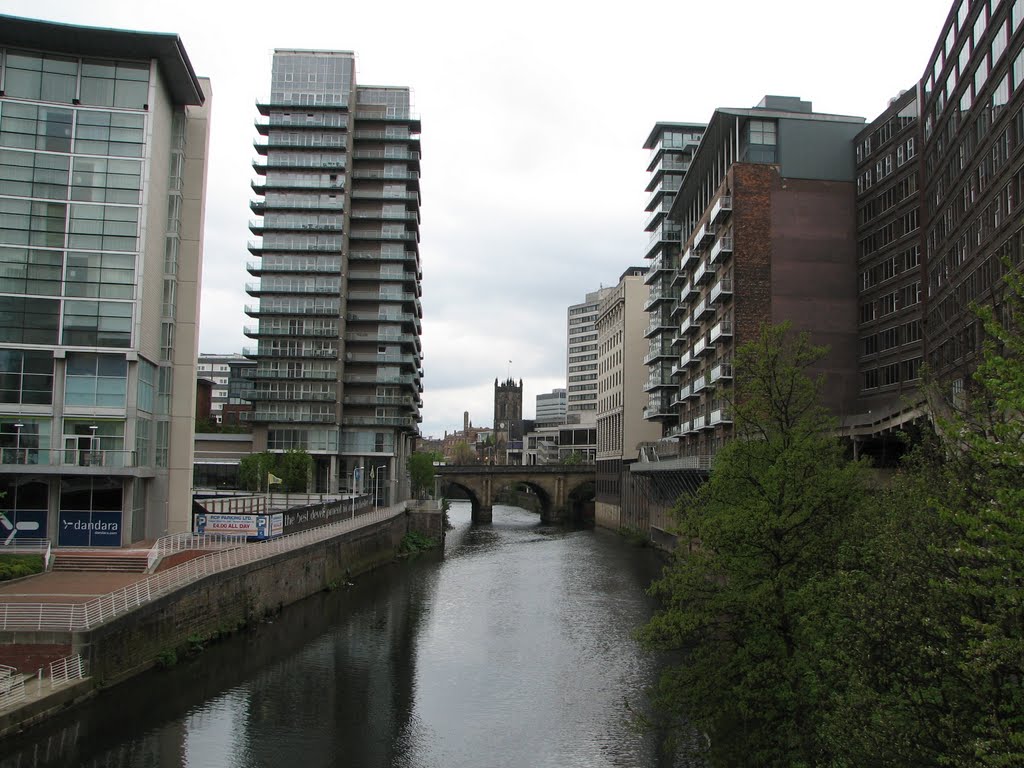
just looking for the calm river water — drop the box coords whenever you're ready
[0,502,694,767]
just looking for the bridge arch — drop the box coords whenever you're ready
[435,465,596,524]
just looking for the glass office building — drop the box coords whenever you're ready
[0,16,211,545]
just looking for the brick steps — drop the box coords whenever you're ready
[51,554,149,573]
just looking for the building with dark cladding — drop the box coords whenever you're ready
[658,96,864,459]
[921,0,1024,389]
[848,88,925,458]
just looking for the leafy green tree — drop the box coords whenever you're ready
[637,323,868,766]
[450,440,475,465]
[914,268,1024,766]
[408,451,437,499]
[239,451,276,492]
[278,448,312,493]
[560,451,585,465]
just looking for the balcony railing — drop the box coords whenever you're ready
[710,319,734,343]
[680,247,698,270]
[0,448,138,469]
[693,222,713,249]
[244,325,338,338]
[709,278,734,304]
[710,362,734,383]
[693,260,716,285]
[709,235,733,264]
[709,195,733,225]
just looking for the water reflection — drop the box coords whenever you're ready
[1,502,689,768]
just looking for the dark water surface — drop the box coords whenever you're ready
[0,503,688,767]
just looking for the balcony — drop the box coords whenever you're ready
[695,334,716,357]
[709,406,733,427]
[709,236,733,264]
[242,347,338,360]
[693,260,716,285]
[243,411,337,424]
[679,247,698,270]
[709,278,734,304]
[249,198,344,214]
[244,325,339,338]
[693,298,715,320]
[251,368,337,381]
[0,448,139,470]
[644,316,674,338]
[341,415,418,428]
[247,258,342,276]
[244,303,340,317]
[245,281,340,297]
[349,229,417,241]
[709,195,733,225]
[700,412,716,431]
[643,254,672,284]
[710,319,734,343]
[710,361,734,383]
[350,209,420,223]
[682,347,701,368]
[691,375,710,396]
[351,169,419,182]
[352,149,420,163]
[671,385,689,407]
[680,278,699,302]
[644,287,673,312]
[679,312,700,337]
[251,178,344,195]
[690,415,706,432]
[342,394,415,407]
[644,343,676,365]
[247,240,341,255]
[693,223,713,250]
[242,390,336,402]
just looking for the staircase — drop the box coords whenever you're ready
[51,552,150,573]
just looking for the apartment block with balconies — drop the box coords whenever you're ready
[245,50,422,500]
[660,96,864,461]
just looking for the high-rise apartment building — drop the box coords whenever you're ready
[535,388,566,427]
[650,97,864,458]
[595,267,660,529]
[0,16,211,545]
[245,50,422,501]
[641,123,705,433]
[566,286,612,420]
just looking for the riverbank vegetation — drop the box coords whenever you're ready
[639,305,1024,766]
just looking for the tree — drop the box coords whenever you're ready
[239,451,276,492]
[560,451,585,465]
[450,440,475,465]
[637,323,868,766]
[278,448,312,493]
[408,451,437,499]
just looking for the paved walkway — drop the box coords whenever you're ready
[0,572,149,603]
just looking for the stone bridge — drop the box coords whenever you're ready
[435,465,597,524]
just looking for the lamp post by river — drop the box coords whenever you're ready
[13,422,23,465]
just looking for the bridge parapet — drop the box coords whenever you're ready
[435,465,595,524]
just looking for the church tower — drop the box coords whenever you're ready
[493,377,523,442]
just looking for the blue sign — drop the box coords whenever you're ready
[58,511,122,547]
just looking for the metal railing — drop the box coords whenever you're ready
[49,654,88,687]
[0,664,25,708]
[0,506,404,633]
[147,532,249,570]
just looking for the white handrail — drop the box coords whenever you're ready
[0,505,405,633]
[49,654,88,687]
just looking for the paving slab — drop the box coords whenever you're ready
[0,572,148,603]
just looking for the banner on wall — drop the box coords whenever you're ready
[194,513,283,540]
[58,511,122,547]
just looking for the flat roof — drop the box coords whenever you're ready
[0,14,205,106]
[643,121,706,149]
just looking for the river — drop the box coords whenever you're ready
[0,502,695,767]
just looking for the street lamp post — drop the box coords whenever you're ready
[13,423,23,465]
[88,425,98,466]
[374,464,387,508]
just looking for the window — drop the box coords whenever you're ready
[73,111,145,158]
[0,349,52,404]
[0,149,70,199]
[0,296,59,344]
[64,352,127,407]
[64,251,135,299]
[2,51,77,104]
[79,60,151,109]
[748,119,777,145]
[62,300,132,347]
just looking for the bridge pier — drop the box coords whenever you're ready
[472,505,492,524]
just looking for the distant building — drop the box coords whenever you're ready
[493,377,522,464]
[197,353,252,422]
[535,388,566,427]
[0,16,211,545]
[595,267,661,529]
[566,287,613,421]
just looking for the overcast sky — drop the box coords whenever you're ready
[13,0,951,439]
